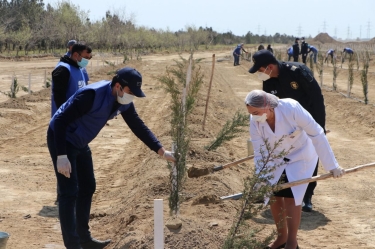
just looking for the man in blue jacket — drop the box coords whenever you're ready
[52,43,92,116]
[342,47,354,63]
[287,46,293,61]
[67,41,92,85]
[308,45,318,63]
[233,43,248,66]
[47,67,176,249]
[324,49,335,63]
[66,40,77,57]
[52,43,92,204]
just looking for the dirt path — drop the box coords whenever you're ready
[0,51,375,249]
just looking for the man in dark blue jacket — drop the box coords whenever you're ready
[47,67,176,249]
[233,43,248,66]
[300,37,309,64]
[248,50,326,212]
[292,38,300,62]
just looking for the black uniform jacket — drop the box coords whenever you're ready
[263,61,326,130]
[292,42,300,56]
[301,42,309,54]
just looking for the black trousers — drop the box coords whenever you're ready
[293,55,299,62]
[304,160,318,199]
[302,53,307,64]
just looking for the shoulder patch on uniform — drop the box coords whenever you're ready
[290,65,297,71]
[290,81,299,89]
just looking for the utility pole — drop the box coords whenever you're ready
[322,20,328,33]
[347,26,350,40]
[360,25,362,39]
[367,21,371,39]
[296,24,303,37]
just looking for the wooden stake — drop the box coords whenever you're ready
[202,54,215,131]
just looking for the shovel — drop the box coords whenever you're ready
[220,161,375,200]
[187,155,254,178]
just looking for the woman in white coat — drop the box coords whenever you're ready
[245,90,345,249]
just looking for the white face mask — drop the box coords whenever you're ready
[117,90,134,105]
[257,67,272,81]
[251,113,267,123]
[258,72,270,81]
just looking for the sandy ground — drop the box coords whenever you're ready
[0,49,375,249]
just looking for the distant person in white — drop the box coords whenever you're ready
[245,90,345,249]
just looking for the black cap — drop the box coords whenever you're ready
[248,50,277,74]
[302,37,305,39]
[115,67,146,97]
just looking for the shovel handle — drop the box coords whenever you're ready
[220,162,375,201]
[213,155,254,172]
[277,162,375,190]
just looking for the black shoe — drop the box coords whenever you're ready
[302,197,313,212]
[264,242,286,249]
[80,238,111,249]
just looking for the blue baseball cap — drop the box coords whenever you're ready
[115,67,146,97]
[67,40,77,48]
[248,50,277,73]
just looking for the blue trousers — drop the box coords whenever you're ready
[310,52,317,63]
[233,53,240,66]
[47,130,96,249]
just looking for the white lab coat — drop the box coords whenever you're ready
[250,98,339,206]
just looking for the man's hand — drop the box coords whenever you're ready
[330,167,345,178]
[163,150,176,162]
[57,155,71,178]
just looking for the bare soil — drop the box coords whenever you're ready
[0,50,375,249]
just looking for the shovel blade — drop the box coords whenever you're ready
[187,166,211,178]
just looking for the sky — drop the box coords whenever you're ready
[43,0,375,40]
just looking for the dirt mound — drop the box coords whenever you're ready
[313,32,338,44]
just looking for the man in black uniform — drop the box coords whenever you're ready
[292,38,300,62]
[300,37,309,64]
[248,50,326,212]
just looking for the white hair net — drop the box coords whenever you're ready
[244,90,279,108]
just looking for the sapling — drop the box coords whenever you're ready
[223,137,293,249]
[347,55,355,97]
[360,51,370,104]
[157,53,204,215]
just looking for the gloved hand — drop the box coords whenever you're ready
[330,167,345,178]
[163,150,176,162]
[57,155,71,178]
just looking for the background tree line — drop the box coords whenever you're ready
[0,0,297,56]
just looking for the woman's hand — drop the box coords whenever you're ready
[330,167,345,178]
